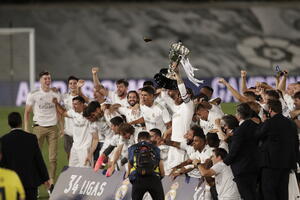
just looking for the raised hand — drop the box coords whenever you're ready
[241,70,247,78]
[218,78,227,85]
[92,67,99,75]
[77,79,85,88]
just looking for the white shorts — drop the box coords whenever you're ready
[166,146,186,170]
[69,147,93,168]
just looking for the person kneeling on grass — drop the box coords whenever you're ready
[193,148,241,200]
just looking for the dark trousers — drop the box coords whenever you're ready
[261,168,289,200]
[210,185,218,200]
[93,142,103,163]
[25,188,38,200]
[234,173,257,200]
[131,175,164,200]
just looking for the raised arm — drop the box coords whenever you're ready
[92,67,108,97]
[77,79,90,103]
[174,62,190,103]
[219,78,248,102]
[278,70,288,94]
[52,98,68,117]
[92,67,101,88]
[240,70,248,93]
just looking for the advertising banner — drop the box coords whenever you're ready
[50,167,201,200]
[1,75,300,106]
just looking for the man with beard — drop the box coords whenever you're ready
[92,67,129,107]
[109,90,144,142]
[163,125,196,158]
[165,126,211,179]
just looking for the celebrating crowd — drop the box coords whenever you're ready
[1,64,300,200]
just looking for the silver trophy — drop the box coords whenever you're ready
[154,40,202,89]
[167,41,190,80]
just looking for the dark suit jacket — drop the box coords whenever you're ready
[223,119,259,177]
[0,129,49,189]
[256,114,299,170]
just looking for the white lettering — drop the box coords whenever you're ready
[16,82,29,106]
[79,180,87,194]
[82,180,90,194]
[86,181,95,195]
[97,182,107,197]
[101,80,114,91]
[52,81,67,94]
[10,77,300,106]
[266,76,276,88]
[128,79,145,91]
[90,182,100,196]
[71,175,82,194]
[137,79,146,89]
[211,77,226,101]
[64,175,78,194]
[81,80,94,99]
[247,76,266,88]
[287,77,296,85]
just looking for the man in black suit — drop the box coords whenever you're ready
[223,103,259,200]
[256,100,299,200]
[0,112,50,200]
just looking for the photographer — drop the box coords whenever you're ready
[127,131,165,200]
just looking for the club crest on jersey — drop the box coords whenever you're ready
[114,178,130,200]
[165,182,179,200]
